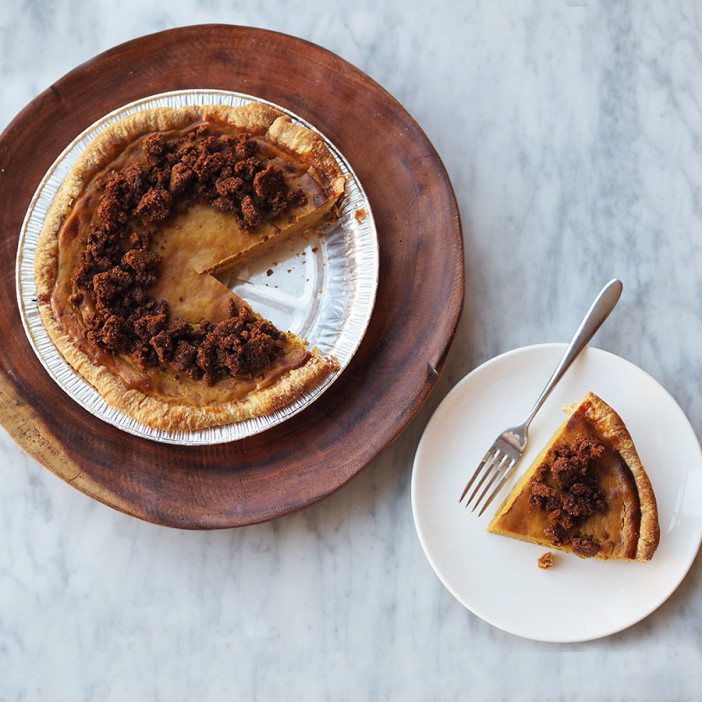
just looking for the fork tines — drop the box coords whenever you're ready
[459,438,519,515]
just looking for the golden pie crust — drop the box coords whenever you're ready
[35,103,345,430]
[488,392,660,561]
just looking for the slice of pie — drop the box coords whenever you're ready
[488,392,660,561]
[35,103,345,430]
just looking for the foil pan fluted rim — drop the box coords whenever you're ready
[16,90,379,445]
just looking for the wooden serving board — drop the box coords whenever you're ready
[0,25,463,528]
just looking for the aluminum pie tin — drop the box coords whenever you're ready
[16,89,379,445]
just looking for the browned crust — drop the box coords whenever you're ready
[34,103,345,431]
[570,392,660,561]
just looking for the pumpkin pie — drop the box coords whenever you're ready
[35,103,345,430]
[488,392,660,561]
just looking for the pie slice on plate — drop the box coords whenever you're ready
[488,392,660,561]
[35,103,345,430]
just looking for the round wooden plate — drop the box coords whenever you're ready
[0,25,464,528]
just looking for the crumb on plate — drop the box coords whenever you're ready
[538,552,554,570]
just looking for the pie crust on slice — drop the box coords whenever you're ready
[35,103,346,430]
[488,392,660,561]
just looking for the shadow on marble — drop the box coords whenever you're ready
[602,547,702,646]
[431,545,702,651]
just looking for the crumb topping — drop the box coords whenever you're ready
[570,535,601,558]
[71,125,309,384]
[529,434,608,557]
[537,551,554,569]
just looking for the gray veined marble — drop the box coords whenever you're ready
[2,1,702,700]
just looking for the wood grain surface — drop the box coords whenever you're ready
[0,25,464,528]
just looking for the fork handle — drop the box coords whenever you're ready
[523,279,623,428]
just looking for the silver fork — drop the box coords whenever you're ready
[459,279,623,516]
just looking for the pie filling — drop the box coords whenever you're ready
[50,119,336,405]
[491,412,641,559]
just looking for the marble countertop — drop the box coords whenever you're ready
[2,1,701,699]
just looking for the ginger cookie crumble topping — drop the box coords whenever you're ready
[528,434,608,558]
[72,127,308,386]
[537,552,554,569]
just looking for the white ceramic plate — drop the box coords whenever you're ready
[412,344,702,642]
[16,90,378,445]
